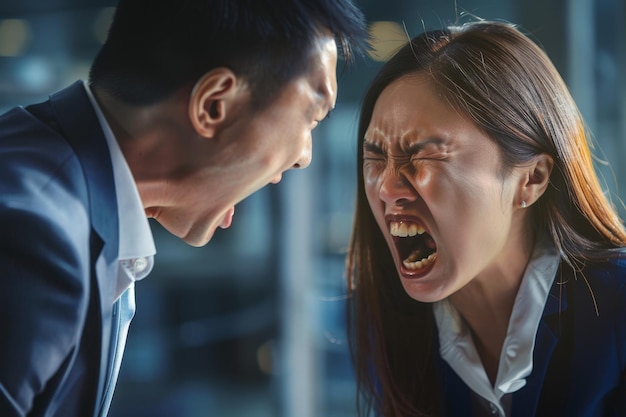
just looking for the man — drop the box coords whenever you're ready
[0,1,367,416]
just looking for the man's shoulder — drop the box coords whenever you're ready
[0,83,102,197]
[0,107,84,190]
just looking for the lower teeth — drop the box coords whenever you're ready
[403,253,437,270]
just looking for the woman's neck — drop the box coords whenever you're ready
[448,232,535,384]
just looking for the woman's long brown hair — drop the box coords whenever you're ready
[346,21,626,416]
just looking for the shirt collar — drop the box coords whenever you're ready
[433,238,560,416]
[83,82,156,296]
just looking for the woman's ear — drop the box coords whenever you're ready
[517,153,554,208]
[188,68,239,138]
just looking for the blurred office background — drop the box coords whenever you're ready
[0,0,624,416]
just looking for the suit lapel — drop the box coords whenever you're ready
[48,81,119,416]
[511,265,569,417]
[440,359,474,417]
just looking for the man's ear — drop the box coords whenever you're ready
[517,153,554,208]
[188,68,239,138]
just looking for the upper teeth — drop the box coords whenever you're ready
[390,221,425,237]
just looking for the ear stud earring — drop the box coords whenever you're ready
[521,201,527,208]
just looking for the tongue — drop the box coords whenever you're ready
[405,249,426,263]
[403,233,436,263]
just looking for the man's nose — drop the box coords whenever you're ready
[293,140,312,169]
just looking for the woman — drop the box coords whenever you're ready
[346,21,626,417]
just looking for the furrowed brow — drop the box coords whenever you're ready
[404,137,444,154]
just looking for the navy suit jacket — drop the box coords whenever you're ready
[440,259,626,416]
[0,82,121,417]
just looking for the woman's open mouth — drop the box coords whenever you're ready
[389,221,437,272]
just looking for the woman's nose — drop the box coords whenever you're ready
[378,166,417,205]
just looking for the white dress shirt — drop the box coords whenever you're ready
[84,82,156,417]
[433,240,560,417]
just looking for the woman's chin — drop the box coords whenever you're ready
[398,264,450,303]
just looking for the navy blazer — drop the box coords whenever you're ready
[441,259,626,417]
[0,82,121,417]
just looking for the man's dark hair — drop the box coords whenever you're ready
[88,0,367,106]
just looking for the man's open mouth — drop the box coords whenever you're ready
[389,221,437,270]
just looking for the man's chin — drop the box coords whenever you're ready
[172,222,218,247]
[182,229,215,247]
[156,206,236,247]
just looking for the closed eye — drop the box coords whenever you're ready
[363,142,385,160]
[410,153,446,162]
[406,139,447,161]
